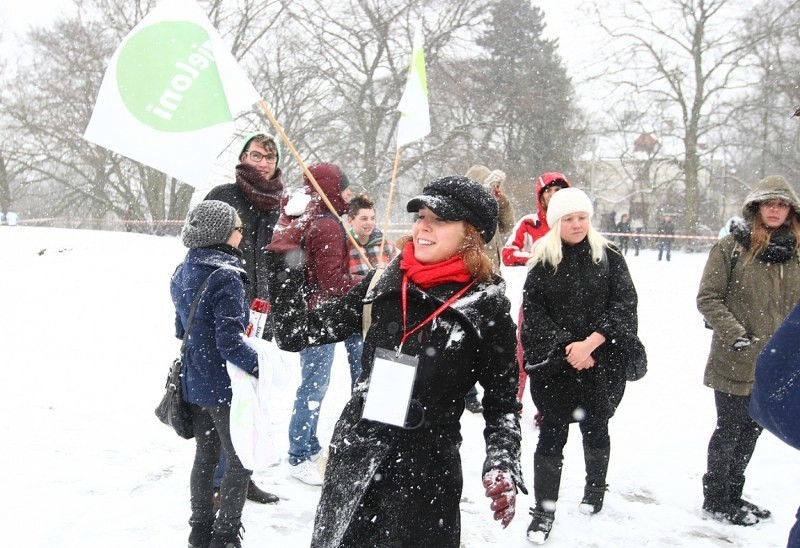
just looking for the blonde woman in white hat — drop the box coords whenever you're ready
[519,188,646,543]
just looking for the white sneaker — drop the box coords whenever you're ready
[291,459,324,486]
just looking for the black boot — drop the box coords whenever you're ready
[526,507,555,544]
[702,473,759,526]
[208,523,244,548]
[188,518,214,548]
[579,445,610,514]
[730,476,771,519]
[246,479,279,504]
[527,454,562,543]
[464,385,483,414]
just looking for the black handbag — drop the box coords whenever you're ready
[155,272,215,439]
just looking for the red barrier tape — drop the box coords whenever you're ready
[0,219,721,241]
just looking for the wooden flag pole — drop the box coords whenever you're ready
[257,99,372,270]
[377,147,403,267]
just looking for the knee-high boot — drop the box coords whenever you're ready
[527,454,562,544]
[579,444,610,514]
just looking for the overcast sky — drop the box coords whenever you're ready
[0,0,598,70]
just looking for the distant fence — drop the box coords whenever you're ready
[0,218,721,241]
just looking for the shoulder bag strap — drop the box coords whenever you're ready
[180,270,218,356]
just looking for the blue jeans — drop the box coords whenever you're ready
[288,343,336,465]
[344,334,364,388]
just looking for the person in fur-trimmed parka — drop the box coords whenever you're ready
[520,188,644,544]
[696,174,800,527]
[268,176,525,548]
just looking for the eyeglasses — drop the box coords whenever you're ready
[233,226,244,233]
[761,200,791,210]
[245,150,278,163]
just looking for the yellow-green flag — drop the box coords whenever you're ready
[396,23,430,148]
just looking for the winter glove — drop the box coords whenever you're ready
[732,334,758,351]
[483,469,517,528]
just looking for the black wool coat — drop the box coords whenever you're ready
[521,239,642,424]
[205,181,281,301]
[268,253,524,548]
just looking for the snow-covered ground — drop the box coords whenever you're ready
[2,225,797,547]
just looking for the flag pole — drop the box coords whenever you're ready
[257,99,372,270]
[377,147,403,266]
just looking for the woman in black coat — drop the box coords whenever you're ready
[521,188,644,544]
[268,176,525,548]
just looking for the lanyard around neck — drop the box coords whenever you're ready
[398,274,475,355]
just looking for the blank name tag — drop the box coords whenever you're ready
[361,347,418,427]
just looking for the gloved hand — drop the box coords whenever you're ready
[732,334,758,351]
[483,469,517,528]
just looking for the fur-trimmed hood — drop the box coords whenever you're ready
[742,175,800,221]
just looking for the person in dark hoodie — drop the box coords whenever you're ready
[750,301,800,548]
[520,188,645,544]
[171,200,260,548]
[697,175,800,527]
[267,162,360,486]
[205,132,282,506]
[267,176,525,548]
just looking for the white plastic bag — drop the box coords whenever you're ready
[226,336,289,471]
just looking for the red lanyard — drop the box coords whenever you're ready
[398,274,475,355]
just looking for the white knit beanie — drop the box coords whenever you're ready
[181,200,238,248]
[546,188,594,228]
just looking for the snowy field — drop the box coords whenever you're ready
[1,225,797,547]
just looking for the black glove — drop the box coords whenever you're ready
[732,334,758,351]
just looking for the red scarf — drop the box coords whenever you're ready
[235,164,283,211]
[399,241,472,289]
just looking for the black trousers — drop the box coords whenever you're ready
[705,390,762,491]
[536,416,610,457]
[190,404,251,531]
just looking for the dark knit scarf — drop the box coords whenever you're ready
[399,241,472,289]
[730,219,797,264]
[235,163,283,211]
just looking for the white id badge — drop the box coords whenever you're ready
[361,347,419,427]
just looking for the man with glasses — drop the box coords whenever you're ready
[205,133,284,506]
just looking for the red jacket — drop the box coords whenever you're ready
[501,208,551,266]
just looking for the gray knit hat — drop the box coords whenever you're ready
[181,200,238,248]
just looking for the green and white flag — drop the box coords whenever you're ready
[84,0,260,187]
[396,23,430,149]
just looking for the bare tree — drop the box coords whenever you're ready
[725,0,800,186]
[594,0,763,233]
[278,0,490,201]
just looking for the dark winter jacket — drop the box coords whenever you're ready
[170,247,258,407]
[204,170,282,302]
[267,252,524,548]
[750,301,800,450]
[521,239,642,424]
[267,162,361,308]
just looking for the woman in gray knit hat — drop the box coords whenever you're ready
[171,200,260,548]
[697,175,800,527]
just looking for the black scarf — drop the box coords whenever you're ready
[731,219,797,264]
